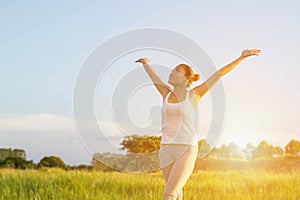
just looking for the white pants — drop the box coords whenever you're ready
[159,144,198,200]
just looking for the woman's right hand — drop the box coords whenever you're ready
[135,58,149,64]
[241,49,261,58]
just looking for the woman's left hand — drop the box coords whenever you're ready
[241,49,262,58]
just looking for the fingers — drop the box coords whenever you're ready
[241,48,261,58]
[253,49,262,56]
[246,49,261,56]
[135,58,149,63]
[252,49,262,54]
[135,58,142,63]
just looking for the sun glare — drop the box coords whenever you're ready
[229,129,253,149]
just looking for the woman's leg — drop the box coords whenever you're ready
[159,145,176,183]
[163,146,198,200]
[162,162,174,183]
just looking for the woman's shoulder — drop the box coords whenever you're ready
[188,89,199,109]
[162,88,172,97]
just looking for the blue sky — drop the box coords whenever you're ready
[1,1,300,165]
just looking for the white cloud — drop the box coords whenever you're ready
[0,113,131,138]
[0,113,74,131]
[97,121,124,137]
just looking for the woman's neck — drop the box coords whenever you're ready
[173,86,187,96]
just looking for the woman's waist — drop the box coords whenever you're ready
[160,134,198,146]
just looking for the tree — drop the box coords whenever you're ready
[92,153,117,172]
[273,146,284,157]
[92,152,160,172]
[244,143,256,159]
[227,142,246,160]
[0,157,35,169]
[253,141,274,158]
[69,164,93,171]
[219,144,229,159]
[13,149,27,160]
[198,139,211,158]
[0,148,26,160]
[119,135,161,153]
[208,147,220,159]
[285,139,300,156]
[38,156,68,169]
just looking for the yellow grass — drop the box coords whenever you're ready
[0,168,300,200]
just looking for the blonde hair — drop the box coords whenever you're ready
[175,64,200,87]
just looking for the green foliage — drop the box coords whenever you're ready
[119,135,161,153]
[195,156,300,172]
[68,164,93,171]
[1,138,299,172]
[285,139,300,155]
[97,136,300,172]
[252,140,274,158]
[0,157,36,169]
[219,144,230,158]
[228,142,246,159]
[274,146,284,157]
[92,153,120,172]
[38,156,68,170]
[92,152,160,172]
[0,148,26,160]
[198,139,211,158]
[0,148,34,169]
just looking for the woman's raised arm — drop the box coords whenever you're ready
[136,58,171,96]
[191,49,262,100]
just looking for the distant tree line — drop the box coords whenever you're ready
[0,148,70,170]
[0,148,92,170]
[92,135,300,172]
[1,137,300,171]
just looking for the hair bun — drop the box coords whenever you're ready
[193,74,200,81]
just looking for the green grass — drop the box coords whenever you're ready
[0,168,300,200]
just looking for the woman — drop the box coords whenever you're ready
[136,49,261,200]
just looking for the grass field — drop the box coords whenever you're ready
[1,168,300,200]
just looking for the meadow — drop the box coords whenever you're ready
[1,168,300,200]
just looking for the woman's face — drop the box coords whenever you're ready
[168,67,188,87]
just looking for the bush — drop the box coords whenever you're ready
[38,156,68,170]
[0,156,36,169]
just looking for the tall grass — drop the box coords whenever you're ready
[0,168,300,200]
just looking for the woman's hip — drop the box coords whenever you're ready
[158,144,198,168]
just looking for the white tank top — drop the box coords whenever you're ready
[161,89,198,146]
